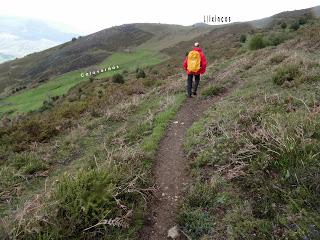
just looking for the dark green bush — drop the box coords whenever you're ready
[266,33,288,46]
[280,22,287,29]
[240,34,247,43]
[249,33,289,51]
[290,22,300,31]
[112,73,125,84]
[136,69,146,79]
[249,34,266,50]
[272,65,300,85]
[298,18,307,25]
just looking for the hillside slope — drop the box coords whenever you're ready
[0,25,153,94]
[181,23,320,238]
[0,23,214,97]
[0,6,319,240]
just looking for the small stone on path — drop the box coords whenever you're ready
[167,226,180,239]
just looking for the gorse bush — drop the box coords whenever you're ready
[280,22,287,29]
[272,64,300,85]
[240,34,247,43]
[136,69,146,79]
[290,21,300,31]
[249,34,265,50]
[112,73,125,84]
[298,17,307,25]
[265,32,289,46]
[249,33,289,50]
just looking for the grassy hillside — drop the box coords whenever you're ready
[0,5,319,240]
[0,69,186,239]
[181,21,320,239]
[0,25,153,95]
[135,23,213,51]
[0,49,168,116]
[98,49,168,77]
[0,23,213,98]
[0,23,212,116]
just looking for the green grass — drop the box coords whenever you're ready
[0,70,85,115]
[0,50,167,116]
[141,93,185,156]
[98,49,168,78]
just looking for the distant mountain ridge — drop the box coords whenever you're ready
[0,16,77,62]
[0,5,319,96]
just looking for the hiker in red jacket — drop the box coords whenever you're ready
[183,42,207,98]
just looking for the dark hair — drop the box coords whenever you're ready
[185,51,189,56]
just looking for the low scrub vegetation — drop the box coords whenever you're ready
[272,64,301,85]
[201,84,226,97]
[0,65,186,239]
[112,73,125,84]
[136,68,146,79]
[240,34,247,43]
[181,45,320,239]
[248,32,290,50]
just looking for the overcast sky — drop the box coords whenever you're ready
[1,0,319,35]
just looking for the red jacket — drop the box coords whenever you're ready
[183,47,207,75]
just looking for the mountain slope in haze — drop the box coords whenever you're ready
[0,53,15,63]
[0,16,77,63]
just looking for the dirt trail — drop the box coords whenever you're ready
[140,82,240,240]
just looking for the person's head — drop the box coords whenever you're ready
[194,42,200,47]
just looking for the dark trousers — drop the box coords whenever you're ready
[187,74,200,96]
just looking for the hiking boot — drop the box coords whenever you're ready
[192,91,197,96]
